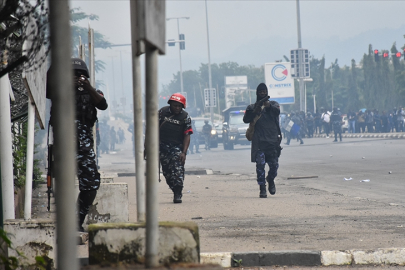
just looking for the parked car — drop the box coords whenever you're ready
[214,123,223,142]
[193,118,218,148]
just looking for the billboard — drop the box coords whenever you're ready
[224,76,247,109]
[264,62,295,104]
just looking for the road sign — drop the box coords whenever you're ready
[204,88,216,107]
[264,62,295,104]
[290,48,310,78]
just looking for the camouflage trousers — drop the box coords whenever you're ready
[255,150,279,186]
[76,120,101,191]
[160,143,184,190]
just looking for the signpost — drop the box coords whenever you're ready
[224,76,247,109]
[290,48,310,111]
[264,62,295,105]
[204,88,216,107]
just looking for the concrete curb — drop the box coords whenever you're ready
[312,132,405,139]
[201,248,405,267]
[117,169,214,177]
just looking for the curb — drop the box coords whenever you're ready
[201,248,405,267]
[312,132,405,139]
[116,169,214,177]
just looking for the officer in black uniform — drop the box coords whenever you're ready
[243,83,282,198]
[330,107,342,142]
[72,59,108,232]
[285,112,304,145]
[159,93,193,203]
[47,58,108,232]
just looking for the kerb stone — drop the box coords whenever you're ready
[4,219,56,269]
[88,222,200,265]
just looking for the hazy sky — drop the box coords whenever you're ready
[69,0,405,104]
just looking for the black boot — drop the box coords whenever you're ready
[259,185,267,198]
[173,186,183,203]
[266,176,276,195]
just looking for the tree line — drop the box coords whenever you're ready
[161,42,405,115]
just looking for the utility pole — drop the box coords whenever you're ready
[296,0,305,112]
[205,0,214,122]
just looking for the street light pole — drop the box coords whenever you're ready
[296,0,305,111]
[167,17,189,94]
[205,0,214,122]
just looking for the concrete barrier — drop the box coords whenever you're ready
[75,183,129,230]
[4,219,56,269]
[88,222,200,265]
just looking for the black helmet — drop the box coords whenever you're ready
[72,58,90,78]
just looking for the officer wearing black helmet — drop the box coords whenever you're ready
[47,58,108,232]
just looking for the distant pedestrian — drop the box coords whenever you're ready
[202,120,212,150]
[243,83,282,198]
[330,107,342,142]
[110,126,116,151]
[321,109,330,138]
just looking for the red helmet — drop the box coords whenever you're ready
[168,93,186,108]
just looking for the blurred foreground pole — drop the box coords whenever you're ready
[0,74,14,220]
[129,0,145,223]
[145,46,159,268]
[131,1,165,267]
[48,1,78,270]
[23,98,35,220]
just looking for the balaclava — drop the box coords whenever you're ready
[256,83,268,102]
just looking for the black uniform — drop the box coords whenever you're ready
[159,106,193,193]
[243,83,282,198]
[330,109,342,142]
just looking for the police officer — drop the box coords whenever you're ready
[306,112,314,138]
[285,112,304,145]
[47,58,108,232]
[202,120,212,150]
[243,83,282,198]
[159,93,193,203]
[330,107,342,142]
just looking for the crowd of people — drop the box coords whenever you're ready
[280,107,405,142]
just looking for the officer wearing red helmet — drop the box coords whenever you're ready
[158,93,193,203]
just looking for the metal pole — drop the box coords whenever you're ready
[332,89,334,109]
[205,0,214,122]
[313,94,316,113]
[145,46,159,268]
[304,82,307,113]
[120,51,126,115]
[296,0,305,111]
[129,0,145,223]
[296,0,302,49]
[48,1,78,270]
[0,74,14,220]
[24,98,35,220]
[176,19,184,94]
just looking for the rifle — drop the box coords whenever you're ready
[46,144,53,211]
[46,122,54,212]
[256,95,270,107]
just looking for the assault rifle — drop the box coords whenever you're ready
[46,144,53,211]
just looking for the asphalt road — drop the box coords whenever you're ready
[100,136,405,255]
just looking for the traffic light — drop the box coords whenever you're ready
[374,49,379,62]
[168,39,175,46]
[179,34,185,50]
[383,52,389,59]
[403,48,405,60]
[395,52,402,58]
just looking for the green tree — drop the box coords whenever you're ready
[70,7,112,74]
